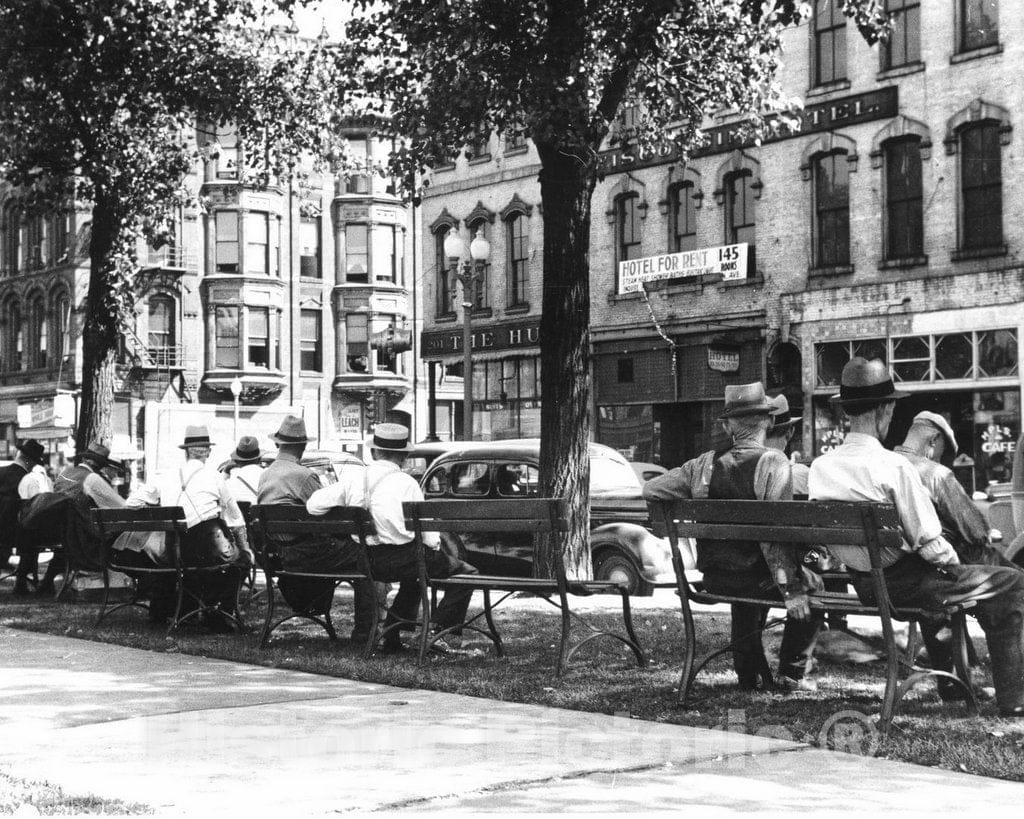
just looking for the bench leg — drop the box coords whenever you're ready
[952,612,979,715]
[482,589,504,657]
[677,602,698,706]
[555,592,572,678]
[259,571,276,647]
[94,568,112,627]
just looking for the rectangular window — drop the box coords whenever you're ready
[507,214,529,306]
[393,226,405,286]
[885,138,924,259]
[435,228,453,315]
[245,212,268,275]
[813,0,846,86]
[373,225,396,283]
[617,358,634,383]
[726,172,757,276]
[215,212,238,273]
[881,0,920,69]
[960,123,1002,250]
[345,224,368,283]
[300,309,322,372]
[617,195,641,270]
[960,0,998,52]
[345,138,370,194]
[506,121,527,151]
[466,222,490,309]
[672,183,697,253]
[814,152,850,267]
[346,314,368,372]
[214,305,239,368]
[467,131,490,160]
[372,314,398,373]
[299,217,321,278]
[247,307,270,368]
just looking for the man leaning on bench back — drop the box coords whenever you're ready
[810,357,1024,719]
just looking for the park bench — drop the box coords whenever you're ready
[649,498,977,730]
[248,505,379,657]
[404,497,645,675]
[92,506,247,634]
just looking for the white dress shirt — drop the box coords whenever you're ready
[226,463,264,506]
[808,432,959,571]
[158,459,244,530]
[306,459,439,548]
[18,466,52,500]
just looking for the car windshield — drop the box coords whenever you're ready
[590,453,642,494]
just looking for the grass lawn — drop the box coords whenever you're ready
[2,585,1024,786]
[0,770,150,815]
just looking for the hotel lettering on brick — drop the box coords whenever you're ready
[419,1,1023,492]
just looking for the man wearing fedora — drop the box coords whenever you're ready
[766,394,808,497]
[308,422,478,653]
[257,415,377,638]
[895,411,1018,570]
[157,425,252,630]
[225,435,265,506]
[644,382,820,692]
[0,439,51,595]
[810,357,1024,717]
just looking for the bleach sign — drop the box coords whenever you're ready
[618,243,748,294]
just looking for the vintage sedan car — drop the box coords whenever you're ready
[420,439,677,594]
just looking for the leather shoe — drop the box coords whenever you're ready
[998,705,1024,718]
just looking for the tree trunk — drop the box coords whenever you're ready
[533,142,598,579]
[75,195,121,452]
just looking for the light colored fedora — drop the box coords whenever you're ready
[179,425,213,449]
[369,423,414,453]
[913,411,958,453]
[718,382,775,418]
[831,357,908,409]
[271,415,313,444]
[768,394,802,431]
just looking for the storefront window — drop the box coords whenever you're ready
[974,389,1018,489]
[979,329,1018,377]
[596,404,658,463]
[892,335,930,382]
[935,333,973,380]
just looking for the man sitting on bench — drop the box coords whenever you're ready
[643,382,820,692]
[810,357,1024,718]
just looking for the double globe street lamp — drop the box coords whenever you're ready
[444,227,491,440]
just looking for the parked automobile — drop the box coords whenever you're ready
[629,461,668,482]
[419,439,678,595]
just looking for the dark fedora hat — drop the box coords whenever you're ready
[78,442,111,467]
[369,423,414,453]
[231,435,262,464]
[718,382,775,419]
[832,357,908,409]
[178,425,213,450]
[768,394,802,432]
[17,439,46,465]
[271,415,313,444]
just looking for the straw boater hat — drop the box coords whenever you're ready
[717,382,775,419]
[270,415,313,444]
[231,435,262,464]
[178,425,213,450]
[768,394,802,432]
[17,439,46,466]
[831,357,908,410]
[913,411,958,454]
[369,423,415,453]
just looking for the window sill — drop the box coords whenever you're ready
[805,79,851,99]
[951,44,1003,64]
[718,273,764,288]
[433,164,456,173]
[470,307,492,319]
[951,245,1007,262]
[809,264,854,278]
[879,255,928,270]
[503,146,529,157]
[468,154,492,166]
[505,303,531,314]
[877,62,925,81]
[300,276,324,283]
[435,311,458,323]
[300,370,323,377]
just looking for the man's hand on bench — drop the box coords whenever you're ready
[784,591,811,621]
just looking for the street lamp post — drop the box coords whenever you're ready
[444,228,490,440]
[230,376,243,442]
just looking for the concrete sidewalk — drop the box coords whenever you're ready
[0,626,1020,815]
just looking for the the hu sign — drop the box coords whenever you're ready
[618,243,748,294]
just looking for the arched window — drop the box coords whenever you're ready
[148,295,176,366]
[51,291,70,364]
[434,225,454,316]
[615,193,641,266]
[883,137,924,260]
[2,204,20,275]
[3,298,23,372]
[506,212,529,307]
[724,170,757,276]
[466,218,490,309]
[812,151,850,268]
[670,182,697,253]
[27,293,46,369]
[959,122,1003,252]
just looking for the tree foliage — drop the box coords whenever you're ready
[351,0,887,574]
[0,0,354,449]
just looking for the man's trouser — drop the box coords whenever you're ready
[852,553,1024,713]
[702,569,820,687]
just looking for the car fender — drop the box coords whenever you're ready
[1002,531,1024,565]
[590,522,677,579]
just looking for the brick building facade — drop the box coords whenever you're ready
[419,1,1021,491]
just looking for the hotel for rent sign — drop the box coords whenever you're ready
[618,243,748,294]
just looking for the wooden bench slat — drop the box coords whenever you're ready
[660,522,902,547]
[655,499,901,528]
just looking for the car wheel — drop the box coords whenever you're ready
[593,551,649,596]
